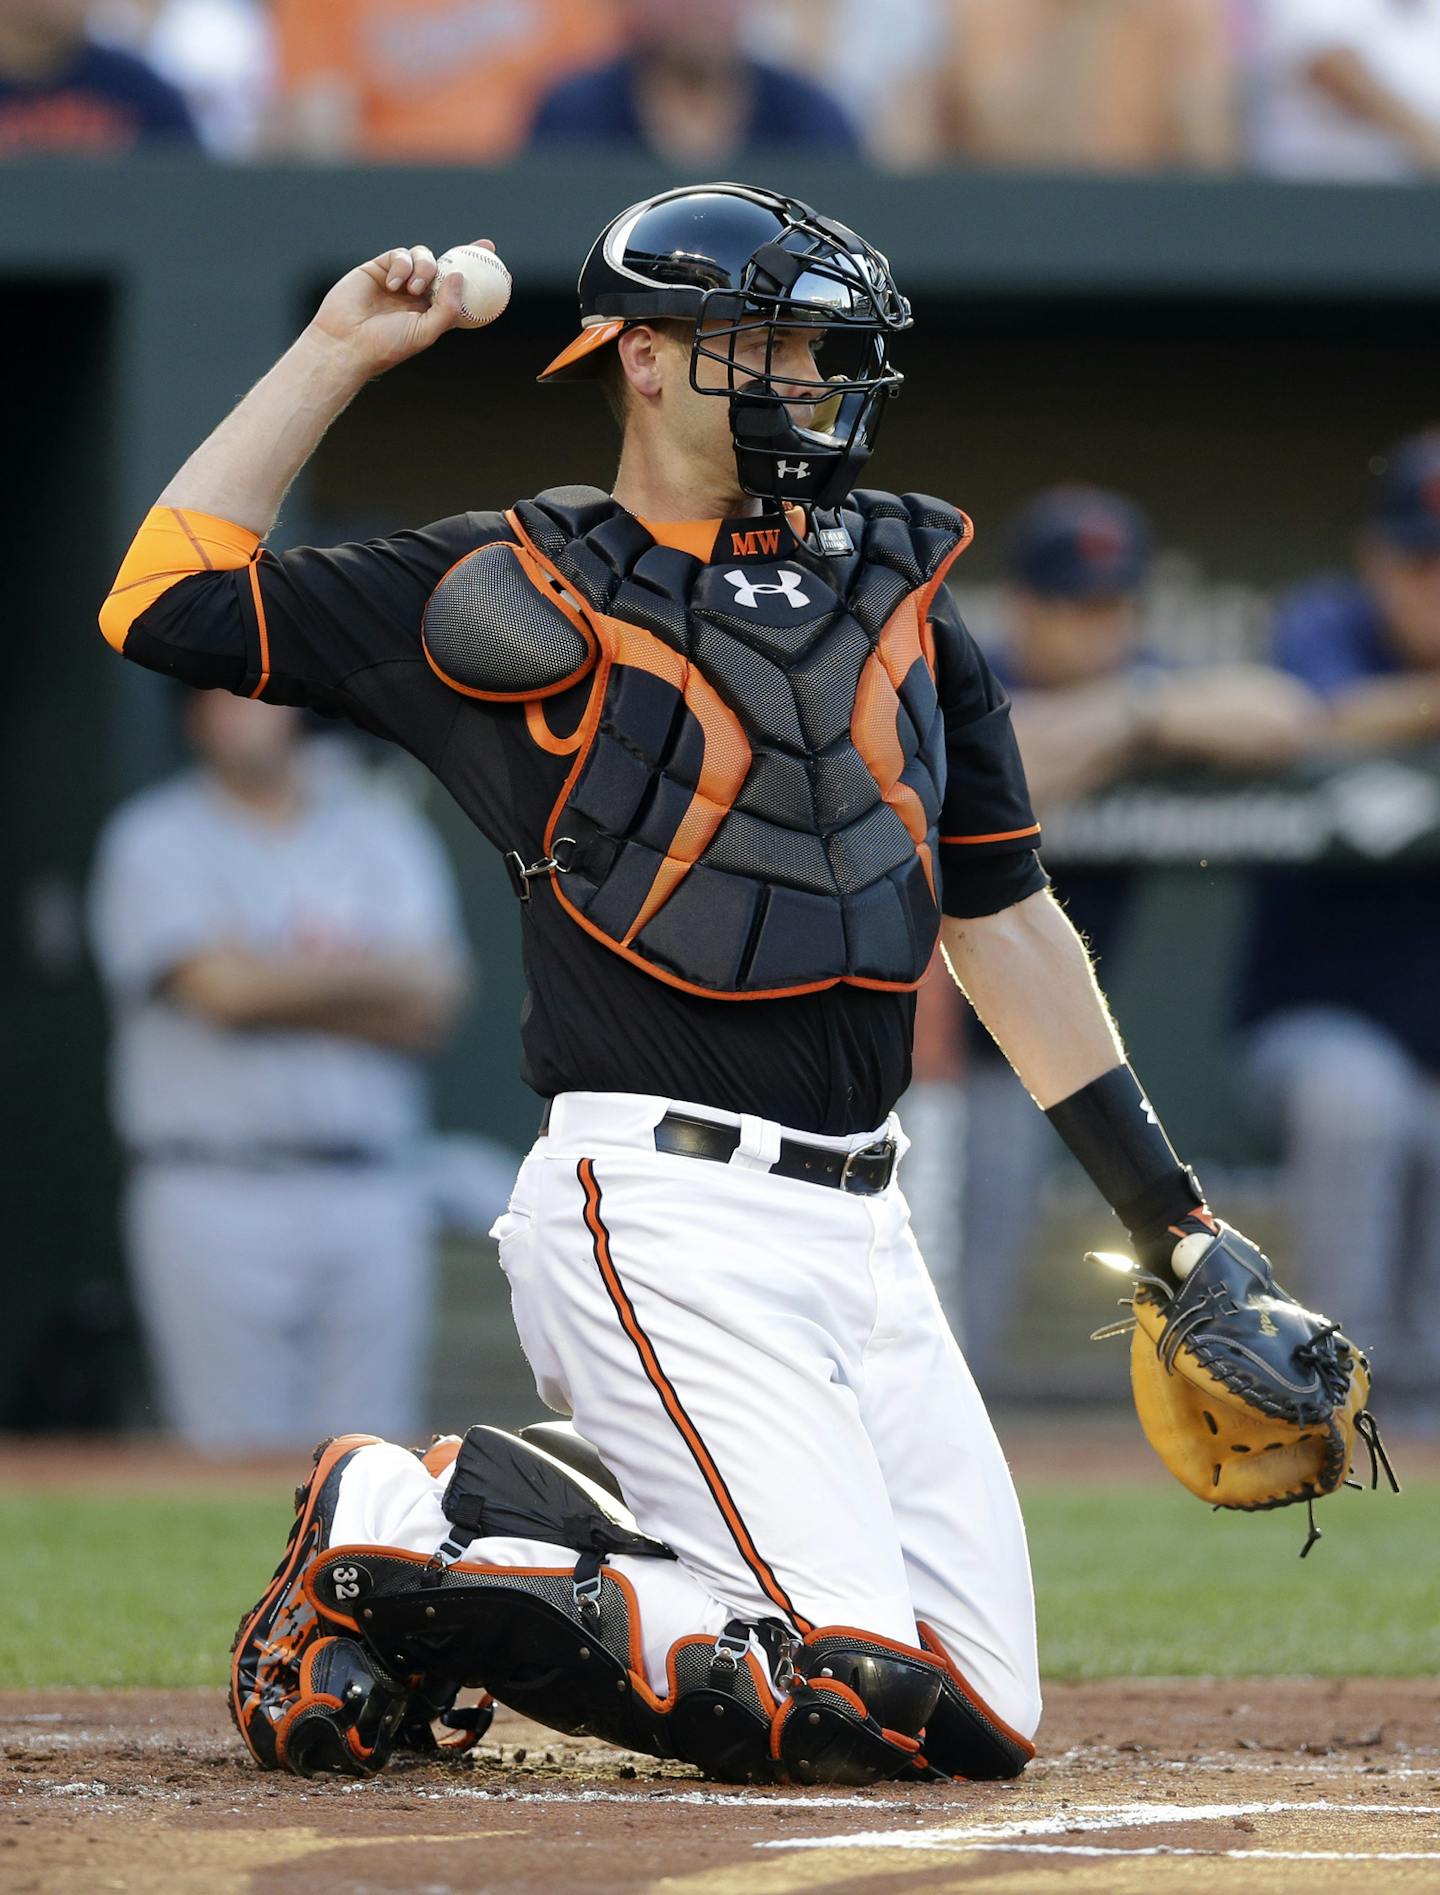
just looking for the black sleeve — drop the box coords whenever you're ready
[930,587,1049,919]
[122,512,514,770]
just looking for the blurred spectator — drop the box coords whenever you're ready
[941,0,1235,170]
[747,0,948,167]
[269,0,617,161]
[91,0,276,157]
[89,693,470,1454]
[916,488,1315,1382]
[1236,432,1440,1415]
[0,0,199,152]
[1248,0,1440,181]
[530,0,859,162]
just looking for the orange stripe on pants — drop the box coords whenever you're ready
[576,1156,812,1635]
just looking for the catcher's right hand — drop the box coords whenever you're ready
[1092,1224,1397,1549]
[308,240,492,378]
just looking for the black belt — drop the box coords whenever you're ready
[132,1141,392,1169]
[538,1103,897,1196]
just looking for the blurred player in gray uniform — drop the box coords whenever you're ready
[89,689,470,1453]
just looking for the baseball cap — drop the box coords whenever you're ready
[1372,431,1440,553]
[1004,487,1152,598]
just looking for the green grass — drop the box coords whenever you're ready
[1,1480,1434,1690]
[1027,1480,1439,1678]
[1,1490,293,1690]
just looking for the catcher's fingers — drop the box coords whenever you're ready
[381,247,416,293]
[379,246,440,297]
[401,244,438,298]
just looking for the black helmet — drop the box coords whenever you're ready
[538,181,912,510]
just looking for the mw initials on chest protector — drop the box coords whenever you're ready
[423,486,972,998]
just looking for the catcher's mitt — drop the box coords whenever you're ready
[1091,1224,1397,1553]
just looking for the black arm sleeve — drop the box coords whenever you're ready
[121,512,514,770]
[930,587,1049,919]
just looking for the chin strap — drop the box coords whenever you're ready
[730,390,873,510]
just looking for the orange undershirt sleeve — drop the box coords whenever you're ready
[99,505,262,654]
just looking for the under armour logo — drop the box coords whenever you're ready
[723,568,812,611]
[776,460,810,480]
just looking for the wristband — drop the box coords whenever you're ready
[1044,1064,1205,1243]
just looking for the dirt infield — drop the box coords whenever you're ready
[5,1680,1438,1893]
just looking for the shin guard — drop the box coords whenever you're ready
[916,1622,1036,1779]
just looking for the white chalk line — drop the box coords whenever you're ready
[760,1798,1440,1853]
[410,1786,916,1809]
[946,1845,1440,1863]
[26,1782,911,1814]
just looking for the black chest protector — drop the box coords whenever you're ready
[422,485,972,999]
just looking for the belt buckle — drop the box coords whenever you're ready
[839,1135,896,1194]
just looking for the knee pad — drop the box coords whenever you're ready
[795,1628,943,1736]
[916,1622,1036,1779]
[766,1627,943,1786]
[272,1635,411,1778]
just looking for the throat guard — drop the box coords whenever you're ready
[428,485,971,998]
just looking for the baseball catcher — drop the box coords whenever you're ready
[103,179,1396,1792]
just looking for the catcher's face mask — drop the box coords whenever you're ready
[539,182,912,510]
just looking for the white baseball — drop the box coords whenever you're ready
[1170,1231,1215,1280]
[435,245,511,329]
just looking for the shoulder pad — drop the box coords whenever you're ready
[842,489,973,593]
[514,486,619,559]
[422,540,597,702]
[847,489,970,536]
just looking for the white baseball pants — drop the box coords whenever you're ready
[486,1090,1041,1739]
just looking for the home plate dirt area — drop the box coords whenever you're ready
[4,1680,1438,1893]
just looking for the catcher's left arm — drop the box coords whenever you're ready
[940,894,1397,1549]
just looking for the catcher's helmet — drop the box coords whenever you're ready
[538,181,912,509]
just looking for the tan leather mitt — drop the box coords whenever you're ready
[1093,1225,1396,1550]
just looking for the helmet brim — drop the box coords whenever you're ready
[537,319,627,383]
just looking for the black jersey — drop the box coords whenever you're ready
[121,504,1045,1133]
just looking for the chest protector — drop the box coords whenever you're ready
[422,485,972,999]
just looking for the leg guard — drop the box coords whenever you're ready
[307,1545,781,1776]
[229,1432,383,1769]
[769,1628,945,1786]
[916,1621,1036,1779]
[309,1548,947,1787]
[229,1430,498,1777]
[302,1428,948,1788]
